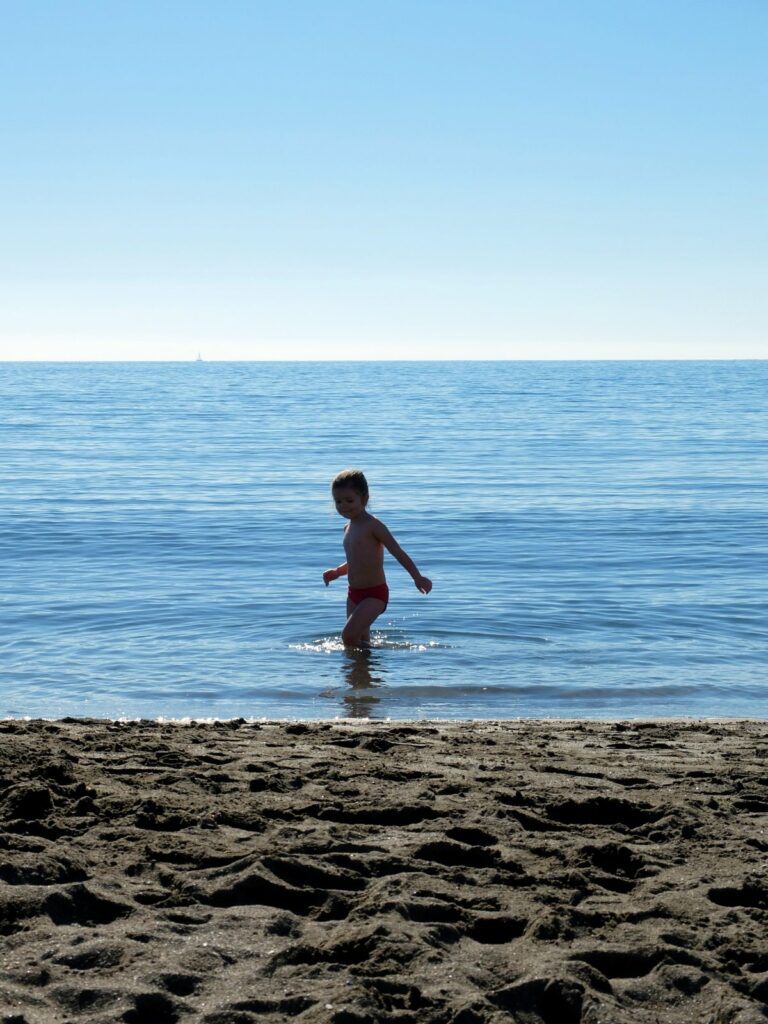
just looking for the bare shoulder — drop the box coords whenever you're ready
[369,514,393,538]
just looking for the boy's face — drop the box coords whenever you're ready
[333,486,367,519]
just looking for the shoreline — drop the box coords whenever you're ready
[4,713,767,723]
[2,718,767,1023]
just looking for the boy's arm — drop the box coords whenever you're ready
[323,562,348,586]
[373,521,432,594]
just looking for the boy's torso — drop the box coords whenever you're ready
[344,516,386,588]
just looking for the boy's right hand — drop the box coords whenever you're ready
[323,568,338,586]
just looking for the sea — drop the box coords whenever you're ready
[2,360,766,722]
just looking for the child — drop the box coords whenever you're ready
[323,469,432,647]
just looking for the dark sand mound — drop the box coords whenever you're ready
[1,719,766,1023]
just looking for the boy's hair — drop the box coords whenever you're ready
[332,468,369,498]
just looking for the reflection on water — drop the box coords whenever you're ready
[340,647,383,718]
[307,631,454,720]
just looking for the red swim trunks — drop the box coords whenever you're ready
[348,583,389,610]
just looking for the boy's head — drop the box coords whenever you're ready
[331,468,369,504]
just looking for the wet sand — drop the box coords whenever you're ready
[1,718,767,1024]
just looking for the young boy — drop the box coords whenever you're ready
[323,469,432,647]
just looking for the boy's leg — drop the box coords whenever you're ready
[342,597,386,647]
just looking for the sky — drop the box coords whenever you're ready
[1,0,766,361]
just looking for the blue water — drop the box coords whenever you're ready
[1,361,766,721]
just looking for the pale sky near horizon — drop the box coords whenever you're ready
[1,1,766,361]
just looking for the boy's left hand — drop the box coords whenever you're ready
[415,575,432,594]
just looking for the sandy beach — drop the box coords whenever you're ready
[1,718,766,1024]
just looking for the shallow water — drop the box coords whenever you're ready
[1,360,767,720]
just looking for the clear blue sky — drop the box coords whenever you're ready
[1,0,766,360]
